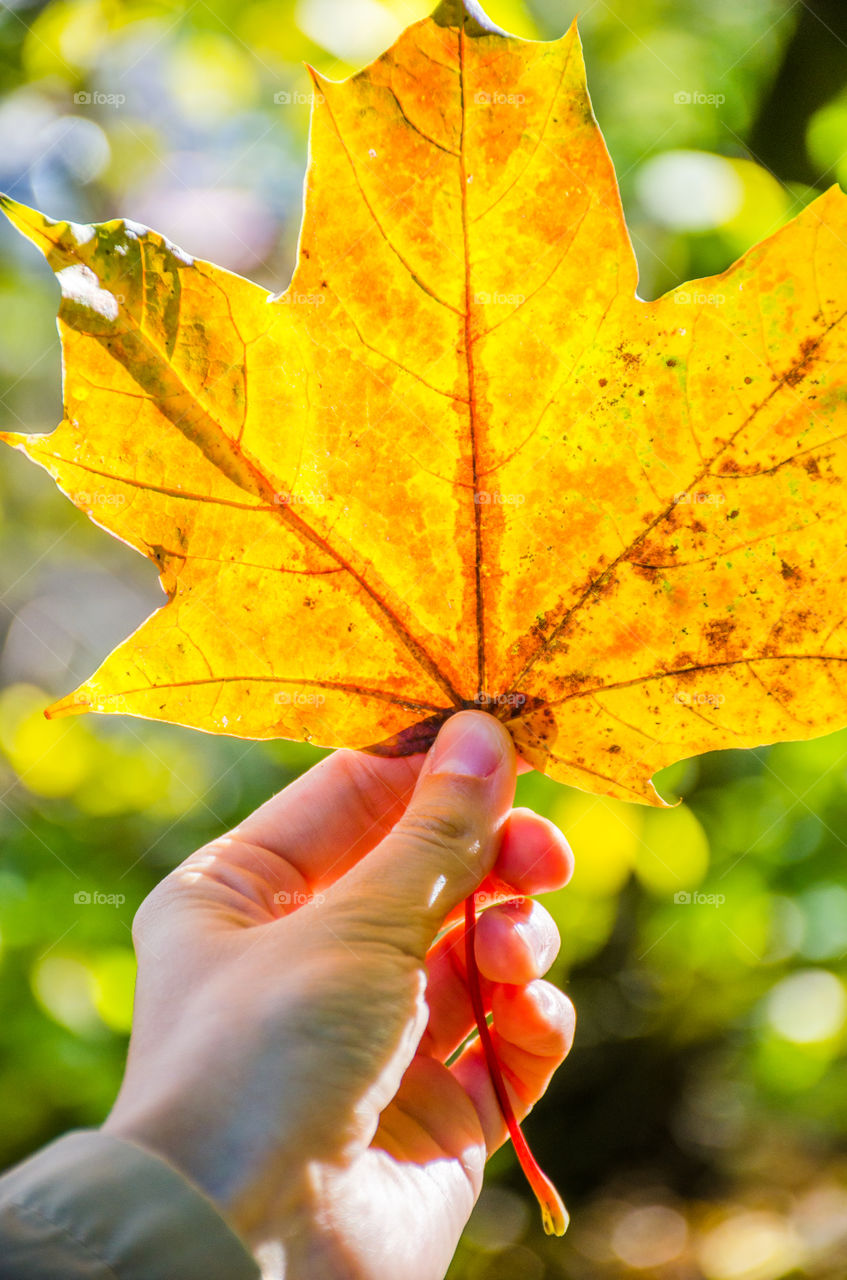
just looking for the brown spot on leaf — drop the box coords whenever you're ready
[784,336,818,388]
[706,617,736,649]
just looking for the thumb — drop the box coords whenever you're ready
[340,711,517,957]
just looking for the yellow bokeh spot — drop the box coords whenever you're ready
[766,969,847,1045]
[32,949,135,1035]
[31,955,100,1035]
[549,791,643,897]
[697,1210,801,1280]
[167,34,258,124]
[807,94,847,187]
[23,0,110,79]
[0,684,95,797]
[73,741,162,815]
[92,948,136,1033]
[636,804,710,897]
[721,159,791,255]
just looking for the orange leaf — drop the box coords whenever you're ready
[4,0,847,806]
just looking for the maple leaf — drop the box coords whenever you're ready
[9,0,847,1237]
[3,0,847,813]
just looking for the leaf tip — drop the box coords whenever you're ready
[0,197,101,269]
[45,691,91,720]
[0,195,57,257]
[821,182,847,211]
[305,63,332,106]
[0,429,32,455]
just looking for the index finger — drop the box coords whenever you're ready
[230,747,424,890]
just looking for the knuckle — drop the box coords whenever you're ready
[130,898,151,949]
[129,878,170,949]
[321,895,430,965]
[400,805,477,854]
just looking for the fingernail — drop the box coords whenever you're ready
[429,711,506,779]
[518,920,557,971]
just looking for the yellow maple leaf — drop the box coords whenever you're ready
[3,0,847,808]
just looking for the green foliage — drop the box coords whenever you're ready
[2,0,847,1276]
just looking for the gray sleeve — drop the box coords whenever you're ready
[0,1130,260,1280]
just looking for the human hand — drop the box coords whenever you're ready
[103,711,575,1279]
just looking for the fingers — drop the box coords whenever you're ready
[475,898,560,984]
[337,712,516,959]
[136,749,426,939]
[497,810,574,894]
[183,716,539,907]
[141,716,564,946]
[228,742,550,898]
[230,749,424,890]
[421,899,560,1060]
[441,808,572,930]
[450,981,575,1154]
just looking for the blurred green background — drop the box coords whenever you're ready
[2,0,847,1276]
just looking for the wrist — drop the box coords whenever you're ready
[103,1095,311,1247]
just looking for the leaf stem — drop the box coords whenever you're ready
[463,893,569,1236]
